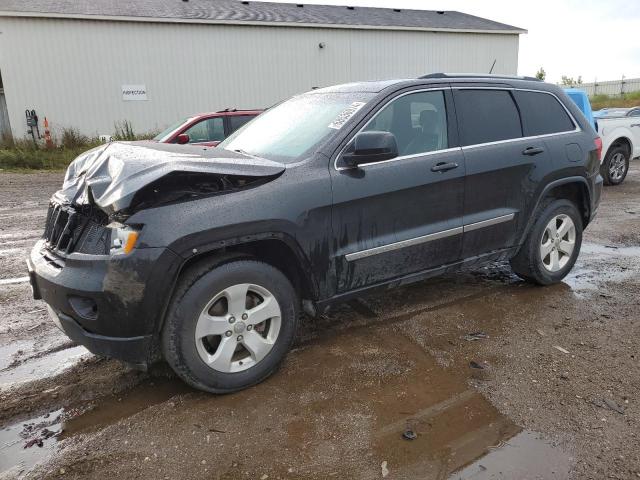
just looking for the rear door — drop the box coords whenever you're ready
[453,88,552,258]
[330,88,466,293]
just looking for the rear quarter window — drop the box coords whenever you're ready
[455,90,522,146]
[514,91,576,136]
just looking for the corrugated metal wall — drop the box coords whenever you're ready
[0,89,10,138]
[0,17,519,139]
[567,78,640,97]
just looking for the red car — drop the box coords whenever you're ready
[153,109,262,147]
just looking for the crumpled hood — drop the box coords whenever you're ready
[53,141,285,215]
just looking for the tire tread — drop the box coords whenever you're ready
[162,257,299,393]
[510,198,582,285]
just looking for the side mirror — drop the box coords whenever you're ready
[176,133,190,144]
[342,131,398,167]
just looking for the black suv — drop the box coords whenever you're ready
[28,75,602,393]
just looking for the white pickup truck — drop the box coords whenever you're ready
[594,107,640,185]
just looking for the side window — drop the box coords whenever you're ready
[363,90,448,156]
[455,90,522,146]
[183,117,225,143]
[514,91,575,136]
[629,109,640,117]
[228,115,254,133]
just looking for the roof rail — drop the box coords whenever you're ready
[419,73,542,82]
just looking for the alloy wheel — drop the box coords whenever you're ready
[540,214,576,272]
[194,283,282,373]
[609,152,627,181]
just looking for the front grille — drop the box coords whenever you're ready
[43,203,110,255]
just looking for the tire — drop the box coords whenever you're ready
[162,259,299,393]
[510,199,583,285]
[601,144,630,186]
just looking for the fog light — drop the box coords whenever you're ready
[68,295,98,321]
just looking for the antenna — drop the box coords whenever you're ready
[489,59,497,74]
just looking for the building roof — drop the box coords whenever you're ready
[0,0,526,34]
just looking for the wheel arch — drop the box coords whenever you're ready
[187,235,317,297]
[604,135,633,159]
[520,177,591,244]
[155,233,319,333]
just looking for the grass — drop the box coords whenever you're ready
[0,141,101,171]
[590,91,640,110]
[0,124,158,171]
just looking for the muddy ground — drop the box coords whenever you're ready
[0,165,639,480]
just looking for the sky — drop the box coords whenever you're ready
[268,0,640,83]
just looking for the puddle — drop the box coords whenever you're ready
[580,242,640,257]
[120,318,569,479]
[0,409,63,479]
[561,242,640,296]
[0,263,582,478]
[0,231,42,240]
[563,266,636,294]
[0,345,91,389]
[363,332,522,478]
[59,378,193,439]
[0,379,191,477]
[0,248,22,257]
[565,244,638,294]
[0,277,30,286]
[450,430,573,479]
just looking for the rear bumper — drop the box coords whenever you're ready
[28,240,181,365]
[589,173,604,222]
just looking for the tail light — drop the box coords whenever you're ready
[594,137,603,163]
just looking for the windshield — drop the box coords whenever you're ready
[153,117,193,142]
[219,92,375,162]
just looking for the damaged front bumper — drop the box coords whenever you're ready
[28,239,181,366]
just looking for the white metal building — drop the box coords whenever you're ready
[0,0,525,139]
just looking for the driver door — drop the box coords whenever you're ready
[330,88,466,293]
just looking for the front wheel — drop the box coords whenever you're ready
[162,260,299,393]
[601,145,630,186]
[510,199,583,285]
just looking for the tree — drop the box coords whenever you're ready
[561,75,583,86]
[535,67,546,81]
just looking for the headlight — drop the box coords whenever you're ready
[107,223,140,255]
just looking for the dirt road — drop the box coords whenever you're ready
[1,166,639,479]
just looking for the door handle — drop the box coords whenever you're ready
[631,124,640,128]
[522,146,545,156]
[431,161,459,173]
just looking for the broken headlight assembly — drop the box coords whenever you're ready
[108,223,141,255]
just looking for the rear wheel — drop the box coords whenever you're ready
[162,260,299,393]
[601,145,630,186]
[510,199,583,285]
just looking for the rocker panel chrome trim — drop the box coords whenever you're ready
[345,213,516,261]
[345,226,463,262]
[463,213,515,233]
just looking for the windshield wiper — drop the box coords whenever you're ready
[232,148,262,160]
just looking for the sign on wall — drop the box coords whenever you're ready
[121,85,147,101]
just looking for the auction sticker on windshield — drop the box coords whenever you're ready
[328,102,366,130]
